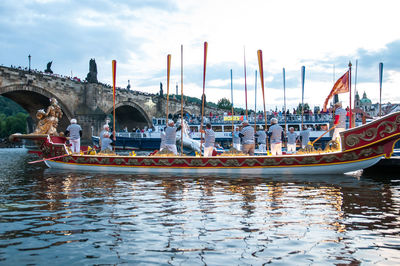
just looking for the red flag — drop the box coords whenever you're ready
[323,70,349,111]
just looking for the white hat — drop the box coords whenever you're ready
[242,120,249,125]
[168,120,174,125]
[70,118,77,124]
[270,118,278,124]
[103,124,109,129]
[335,101,342,107]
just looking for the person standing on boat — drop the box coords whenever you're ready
[201,123,215,157]
[65,118,82,153]
[159,128,166,151]
[268,118,283,155]
[232,127,241,151]
[256,126,267,152]
[286,127,298,154]
[332,101,347,143]
[239,120,255,156]
[101,132,113,152]
[99,124,110,150]
[164,120,178,155]
[299,125,311,148]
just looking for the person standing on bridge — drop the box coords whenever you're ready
[65,118,82,153]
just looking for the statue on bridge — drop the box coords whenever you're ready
[86,58,98,83]
[159,82,163,97]
[44,61,53,74]
[33,98,63,135]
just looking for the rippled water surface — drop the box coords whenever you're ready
[1,149,400,265]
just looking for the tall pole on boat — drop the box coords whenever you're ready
[257,50,269,153]
[333,64,338,104]
[349,61,352,128]
[244,47,248,119]
[112,60,117,144]
[200,42,208,155]
[283,67,287,145]
[379,62,383,117]
[231,69,234,144]
[254,70,257,133]
[301,66,305,130]
[166,54,171,123]
[354,59,358,106]
[180,45,184,155]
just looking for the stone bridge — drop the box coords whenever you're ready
[0,66,220,143]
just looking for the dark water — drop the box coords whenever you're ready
[0,149,399,265]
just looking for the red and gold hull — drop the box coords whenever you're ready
[11,112,400,175]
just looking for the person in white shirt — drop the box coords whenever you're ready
[65,118,82,153]
[201,123,215,157]
[286,127,298,154]
[232,127,241,151]
[299,125,311,149]
[164,120,178,155]
[268,118,283,155]
[332,101,347,144]
[256,126,267,152]
[239,120,255,156]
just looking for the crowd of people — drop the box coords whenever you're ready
[157,102,347,156]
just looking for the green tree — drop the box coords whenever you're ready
[296,103,310,115]
[217,97,232,110]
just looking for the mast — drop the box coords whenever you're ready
[231,69,234,144]
[283,67,287,144]
[254,70,257,133]
[244,47,248,119]
[200,42,208,155]
[166,54,171,123]
[379,62,383,117]
[180,45,184,155]
[301,66,305,130]
[349,61,352,128]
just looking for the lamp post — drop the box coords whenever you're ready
[28,54,31,72]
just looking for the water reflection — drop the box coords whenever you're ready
[0,149,399,264]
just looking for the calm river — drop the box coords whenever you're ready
[0,148,399,265]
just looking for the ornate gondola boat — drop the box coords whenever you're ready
[10,111,400,175]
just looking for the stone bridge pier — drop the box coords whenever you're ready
[0,66,220,144]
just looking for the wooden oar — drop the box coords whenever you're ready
[28,153,72,164]
[311,125,336,146]
[28,146,99,164]
[257,50,269,154]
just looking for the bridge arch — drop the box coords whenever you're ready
[0,83,73,132]
[107,101,152,131]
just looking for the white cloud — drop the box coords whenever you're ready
[1,0,400,111]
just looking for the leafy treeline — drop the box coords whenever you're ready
[0,96,29,138]
[171,94,246,114]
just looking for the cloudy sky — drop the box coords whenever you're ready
[1,0,400,111]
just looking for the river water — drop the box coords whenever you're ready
[0,148,399,265]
